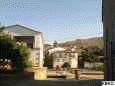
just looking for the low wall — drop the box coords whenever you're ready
[84,62,103,69]
[33,67,47,80]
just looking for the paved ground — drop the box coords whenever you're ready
[0,69,103,86]
[0,79,102,86]
[47,69,104,80]
[80,69,104,80]
[80,69,104,74]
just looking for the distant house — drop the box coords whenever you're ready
[48,47,79,69]
[0,24,44,67]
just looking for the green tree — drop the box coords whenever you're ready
[17,44,32,69]
[0,32,31,72]
[62,62,71,69]
[53,41,58,47]
[43,51,53,68]
[0,32,17,60]
[80,48,98,63]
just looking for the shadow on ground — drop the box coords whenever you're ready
[0,79,102,86]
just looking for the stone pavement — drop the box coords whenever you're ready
[0,79,102,86]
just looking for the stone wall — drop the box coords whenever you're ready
[84,62,103,69]
[30,49,40,66]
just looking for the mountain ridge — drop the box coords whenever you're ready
[59,37,103,49]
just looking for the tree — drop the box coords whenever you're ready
[62,62,70,69]
[16,44,31,69]
[43,51,53,68]
[0,32,17,60]
[79,48,98,68]
[53,41,58,47]
[0,32,31,72]
[80,48,98,63]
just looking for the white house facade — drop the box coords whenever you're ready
[48,47,79,69]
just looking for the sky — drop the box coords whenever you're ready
[0,0,103,43]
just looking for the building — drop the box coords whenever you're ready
[53,51,78,69]
[0,24,44,67]
[48,47,78,69]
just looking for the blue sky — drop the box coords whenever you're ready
[0,0,103,42]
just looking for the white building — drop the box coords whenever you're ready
[0,24,44,67]
[48,47,78,69]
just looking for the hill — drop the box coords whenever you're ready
[59,37,103,49]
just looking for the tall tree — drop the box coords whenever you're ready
[0,32,31,72]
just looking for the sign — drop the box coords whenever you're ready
[102,81,115,86]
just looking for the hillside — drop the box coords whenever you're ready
[59,37,103,49]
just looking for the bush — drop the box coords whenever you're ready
[62,62,71,69]
[17,44,32,68]
[96,65,104,71]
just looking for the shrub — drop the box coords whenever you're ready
[96,65,104,71]
[62,62,71,69]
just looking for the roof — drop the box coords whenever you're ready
[48,47,65,53]
[48,47,81,54]
[6,24,41,33]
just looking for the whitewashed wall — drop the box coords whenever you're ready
[84,62,103,69]
[34,33,44,67]
[30,49,40,66]
[70,53,78,68]
[53,58,69,68]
